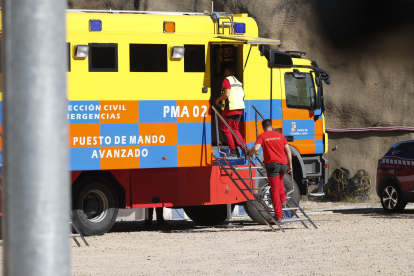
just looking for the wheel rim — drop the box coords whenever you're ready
[382,186,398,210]
[82,189,108,222]
[260,185,273,209]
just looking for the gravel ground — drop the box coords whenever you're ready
[68,204,414,276]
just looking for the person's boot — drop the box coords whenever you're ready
[274,216,282,223]
[229,149,240,158]
[227,150,237,158]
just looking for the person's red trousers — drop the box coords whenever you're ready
[268,174,286,219]
[220,117,245,150]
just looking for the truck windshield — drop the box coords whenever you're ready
[284,73,316,110]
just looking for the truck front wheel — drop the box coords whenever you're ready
[244,174,300,224]
[71,177,118,236]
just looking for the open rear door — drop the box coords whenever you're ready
[209,36,281,148]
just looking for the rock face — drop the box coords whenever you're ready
[68,0,414,197]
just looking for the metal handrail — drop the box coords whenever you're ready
[252,105,265,120]
[252,105,265,139]
[212,105,295,197]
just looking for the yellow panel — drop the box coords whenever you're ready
[242,44,282,101]
[67,12,258,35]
[65,11,263,101]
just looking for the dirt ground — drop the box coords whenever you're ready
[66,203,414,276]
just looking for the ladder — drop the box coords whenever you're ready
[212,106,317,232]
[70,219,89,247]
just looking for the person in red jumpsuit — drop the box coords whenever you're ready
[247,119,292,222]
[214,65,245,158]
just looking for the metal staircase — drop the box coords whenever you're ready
[212,106,317,232]
[70,219,89,247]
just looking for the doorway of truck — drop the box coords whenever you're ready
[210,44,243,147]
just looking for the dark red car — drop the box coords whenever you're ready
[376,139,414,212]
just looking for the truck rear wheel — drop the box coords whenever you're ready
[244,174,300,224]
[183,204,235,225]
[71,177,118,236]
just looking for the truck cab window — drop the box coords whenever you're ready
[130,44,167,72]
[285,73,316,110]
[89,43,118,72]
[184,45,205,72]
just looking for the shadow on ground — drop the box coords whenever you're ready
[315,207,414,217]
[109,219,280,233]
[362,209,414,220]
[109,206,414,234]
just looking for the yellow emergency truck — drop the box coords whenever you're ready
[0,9,331,235]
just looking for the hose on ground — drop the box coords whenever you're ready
[326,168,371,201]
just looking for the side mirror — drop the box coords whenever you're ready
[315,76,321,87]
[293,69,306,79]
[259,45,265,56]
[314,87,323,115]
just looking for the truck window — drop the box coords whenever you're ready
[184,45,205,72]
[285,73,316,110]
[67,42,71,72]
[129,44,167,72]
[88,43,118,72]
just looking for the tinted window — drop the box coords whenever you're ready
[384,147,394,157]
[130,44,167,72]
[285,73,316,110]
[402,143,414,159]
[67,43,71,72]
[184,45,205,72]
[89,43,118,72]
[393,145,403,157]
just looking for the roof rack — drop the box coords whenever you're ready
[67,9,209,16]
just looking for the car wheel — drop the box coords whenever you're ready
[380,182,407,213]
